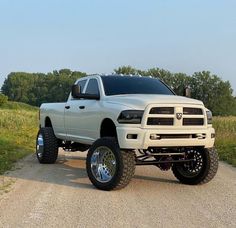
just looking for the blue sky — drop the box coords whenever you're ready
[0,0,235,94]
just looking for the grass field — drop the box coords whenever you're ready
[213,116,236,167]
[0,102,38,174]
[0,101,235,174]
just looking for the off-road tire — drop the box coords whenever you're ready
[86,137,136,191]
[36,127,58,164]
[172,147,218,185]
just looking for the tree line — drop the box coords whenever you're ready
[1,66,236,116]
[1,69,86,107]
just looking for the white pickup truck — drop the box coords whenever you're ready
[37,75,218,190]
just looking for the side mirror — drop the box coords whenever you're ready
[71,84,100,100]
[71,84,81,98]
[184,87,191,98]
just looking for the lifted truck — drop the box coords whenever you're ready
[36,75,218,190]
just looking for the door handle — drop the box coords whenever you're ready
[65,105,70,109]
[79,106,85,109]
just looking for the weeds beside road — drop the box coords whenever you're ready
[0,102,38,174]
[214,116,236,167]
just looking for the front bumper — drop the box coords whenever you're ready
[116,126,215,149]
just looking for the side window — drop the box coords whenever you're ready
[77,80,87,94]
[85,79,100,95]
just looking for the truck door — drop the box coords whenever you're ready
[64,79,87,142]
[78,78,102,142]
[64,78,101,145]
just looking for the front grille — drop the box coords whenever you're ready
[183,118,204,126]
[147,118,174,126]
[183,107,203,115]
[150,107,174,114]
[160,134,191,139]
[149,134,206,140]
[146,106,205,127]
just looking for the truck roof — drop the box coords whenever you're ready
[85,74,159,79]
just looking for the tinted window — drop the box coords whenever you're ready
[85,79,100,95]
[77,80,87,93]
[101,76,174,96]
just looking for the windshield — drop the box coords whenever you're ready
[101,76,174,96]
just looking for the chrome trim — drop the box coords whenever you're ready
[36,133,44,158]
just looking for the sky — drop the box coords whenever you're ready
[0,0,236,94]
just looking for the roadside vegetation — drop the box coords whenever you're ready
[213,117,236,167]
[0,101,38,174]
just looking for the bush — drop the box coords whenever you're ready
[0,94,8,106]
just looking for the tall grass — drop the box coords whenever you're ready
[213,116,236,167]
[1,101,38,111]
[0,103,38,174]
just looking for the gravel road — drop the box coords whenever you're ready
[0,150,235,228]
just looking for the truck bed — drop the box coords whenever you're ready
[40,102,66,139]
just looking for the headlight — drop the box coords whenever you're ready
[117,110,144,124]
[206,110,213,124]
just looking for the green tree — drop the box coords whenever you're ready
[189,71,235,115]
[2,69,86,106]
[114,66,138,75]
[1,72,37,104]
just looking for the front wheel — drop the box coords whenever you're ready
[172,147,218,185]
[86,137,135,190]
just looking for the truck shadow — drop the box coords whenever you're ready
[5,152,179,190]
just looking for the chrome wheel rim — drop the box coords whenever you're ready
[36,133,44,158]
[90,146,117,183]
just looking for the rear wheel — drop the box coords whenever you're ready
[172,147,218,185]
[86,137,135,190]
[36,127,58,164]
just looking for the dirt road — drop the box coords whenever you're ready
[0,151,235,228]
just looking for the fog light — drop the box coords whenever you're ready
[211,133,215,138]
[196,133,206,139]
[150,134,161,140]
[127,134,138,139]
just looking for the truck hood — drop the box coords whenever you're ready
[104,94,204,110]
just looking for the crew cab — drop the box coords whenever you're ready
[36,75,218,190]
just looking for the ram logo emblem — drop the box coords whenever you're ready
[176,113,183,120]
